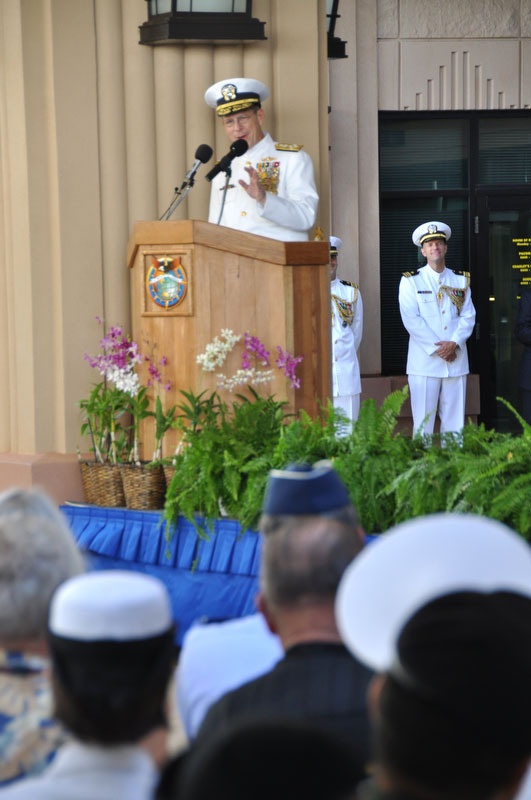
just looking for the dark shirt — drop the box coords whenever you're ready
[357,780,420,800]
[195,641,374,778]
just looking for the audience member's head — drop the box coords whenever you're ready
[372,590,531,800]
[0,487,85,648]
[256,462,364,643]
[336,512,531,800]
[47,570,176,746]
[156,716,360,800]
[260,514,363,611]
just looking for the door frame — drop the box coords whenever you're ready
[475,189,531,430]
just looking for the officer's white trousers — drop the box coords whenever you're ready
[408,375,467,435]
[333,393,360,436]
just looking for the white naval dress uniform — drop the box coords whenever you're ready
[176,614,283,741]
[398,264,476,435]
[331,278,363,424]
[0,742,158,800]
[208,132,318,241]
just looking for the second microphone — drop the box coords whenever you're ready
[205,139,249,183]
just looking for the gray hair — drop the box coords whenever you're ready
[0,487,85,643]
[259,515,363,608]
[258,503,360,537]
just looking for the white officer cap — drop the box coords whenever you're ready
[329,236,343,256]
[412,221,452,247]
[204,77,269,117]
[49,570,173,642]
[335,513,531,672]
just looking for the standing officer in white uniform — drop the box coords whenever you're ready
[204,77,319,242]
[330,236,363,426]
[399,221,476,437]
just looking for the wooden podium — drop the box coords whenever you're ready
[127,220,331,458]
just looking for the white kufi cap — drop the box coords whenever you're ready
[49,570,173,641]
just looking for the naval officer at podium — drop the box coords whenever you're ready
[204,77,319,242]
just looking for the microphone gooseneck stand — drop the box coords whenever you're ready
[216,166,233,225]
[160,143,213,221]
[159,180,195,221]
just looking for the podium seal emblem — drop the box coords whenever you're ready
[146,256,187,309]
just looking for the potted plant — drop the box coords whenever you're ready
[114,337,177,510]
[163,329,304,537]
[78,322,175,509]
[78,323,142,506]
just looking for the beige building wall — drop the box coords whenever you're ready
[329,0,531,381]
[378,0,531,109]
[0,0,330,500]
[329,0,381,376]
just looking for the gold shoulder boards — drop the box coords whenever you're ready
[340,280,358,289]
[402,269,419,278]
[275,143,303,152]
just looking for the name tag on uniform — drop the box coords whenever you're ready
[417,290,432,294]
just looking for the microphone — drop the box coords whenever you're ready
[205,139,249,182]
[180,143,213,189]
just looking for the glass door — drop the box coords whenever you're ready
[476,194,531,432]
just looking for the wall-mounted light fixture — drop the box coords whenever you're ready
[139,0,267,45]
[327,0,347,59]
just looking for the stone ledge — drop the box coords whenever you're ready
[0,453,85,505]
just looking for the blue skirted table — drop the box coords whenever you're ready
[60,504,261,645]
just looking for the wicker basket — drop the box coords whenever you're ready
[120,463,167,510]
[79,461,126,507]
[163,463,176,487]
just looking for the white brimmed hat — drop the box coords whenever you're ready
[412,221,451,247]
[329,236,343,256]
[204,78,269,117]
[335,513,531,672]
[49,570,173,642]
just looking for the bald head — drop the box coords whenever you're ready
[259,516,363,609]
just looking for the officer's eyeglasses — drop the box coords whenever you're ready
[222,114,255,130]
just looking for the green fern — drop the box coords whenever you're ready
[332,387,419,532]
[349,386,410,451]
[163,385,531,542]
[488,472,531,537]
[271,401,346,467]
[164,388,289,537]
